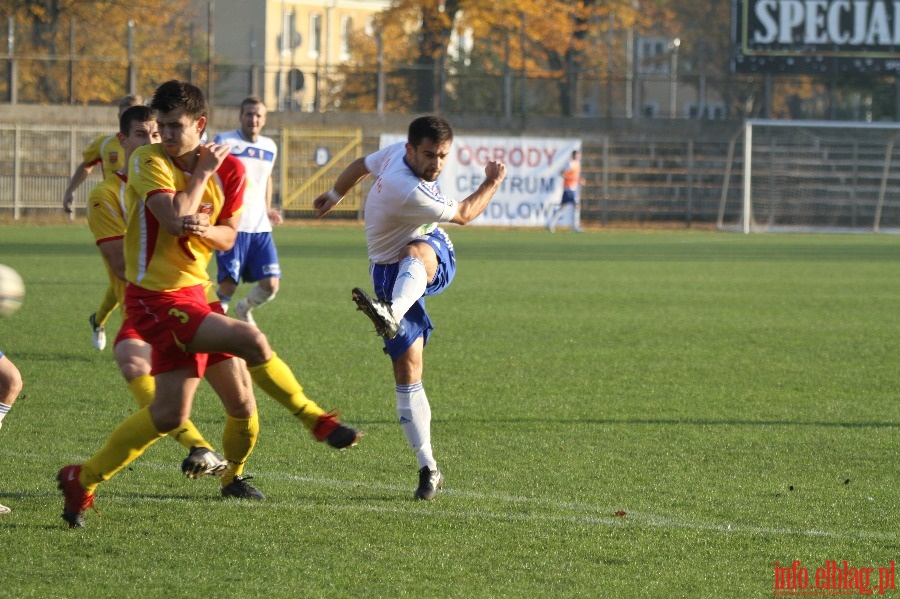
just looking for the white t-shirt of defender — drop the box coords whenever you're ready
[214,129,277,234]
[363,141,458,264]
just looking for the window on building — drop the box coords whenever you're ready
[309,14,322,59]
[448,26,473,66]
[642,102,660,118]
[281,10,296,57]
[637,37,672,74]
[340,16,353,61]
[687,102,726,119]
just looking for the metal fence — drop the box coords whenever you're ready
[0,121,747,227]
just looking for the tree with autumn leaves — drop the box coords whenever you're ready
[2,0,727,116]
[0,1,203,104]
[4,0,882,119]
[335,0,669,116]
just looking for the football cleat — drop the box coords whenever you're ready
[413,466,444,501]
[234,299,257,327]
[89,313,107,351]
[0,503,10,514]
[57,464,97,528]
[221,476,265,500]
[351,287,401,340]
[312,411,361,449]
[181,446,228,479]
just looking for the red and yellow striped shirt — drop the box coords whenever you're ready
[124,143,244,292]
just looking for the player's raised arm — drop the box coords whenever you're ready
[450,160,507,225]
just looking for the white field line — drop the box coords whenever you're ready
[70,460,898,542]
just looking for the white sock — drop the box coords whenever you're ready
[244,284,276,309]
[216,290,232,313]
[396,382,436,470]
[0,403,10,427]
[390,257,427,319]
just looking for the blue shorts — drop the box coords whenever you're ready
[560,189,576,205]
[370,227,456,361]
[216,231,281,285]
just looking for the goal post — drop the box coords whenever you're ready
[718,119,900,233]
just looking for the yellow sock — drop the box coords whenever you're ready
[127,374,214,452]
[80,406,165,494]
[219,410,259,487]
[248,353,324,430]
[95,280,122,326]
[127,374,155,407]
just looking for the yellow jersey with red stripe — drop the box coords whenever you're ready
[83,133,125,178]
[124,143,245,292]
[87,170,128,306]
[87,171,127,246]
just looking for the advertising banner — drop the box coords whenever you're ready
[380,134,581,227]
[732,0,900,74]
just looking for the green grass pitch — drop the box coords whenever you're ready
[0,223,897,598]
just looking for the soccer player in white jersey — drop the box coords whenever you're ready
[214,96,282,327]
[314,115,507,500]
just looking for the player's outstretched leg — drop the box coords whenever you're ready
[312,410,362,449]
[351,287,402,340]
[246,354,361,449]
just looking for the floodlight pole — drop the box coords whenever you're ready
[669,37,680,118]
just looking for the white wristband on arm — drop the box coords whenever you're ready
[326,188,343,204]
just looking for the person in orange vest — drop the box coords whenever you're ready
[547,149,584,233]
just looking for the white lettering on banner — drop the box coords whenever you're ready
[751,0,900,47]
[379,133,581,228]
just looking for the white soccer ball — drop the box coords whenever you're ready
[0,264,24,317]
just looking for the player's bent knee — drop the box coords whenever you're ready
[230,327,270,364]
[261,278,279,295]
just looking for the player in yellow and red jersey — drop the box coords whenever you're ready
[86,104,231,480]
[65,94,145,352]
[58,80,361,528]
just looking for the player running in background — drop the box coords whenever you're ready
[62,94,145,351]
[87,104,228,479]
[0,349,23,514]
[313,115,506,500]
[58,80,360,528]
[213,96,282,327]
[546,149,583,233]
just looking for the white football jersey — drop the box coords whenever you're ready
[214,129,277,233]
[363,142,458,264]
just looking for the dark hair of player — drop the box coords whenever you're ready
[408,115,453,148]
[150,80,208,122]
[118,105,156,136]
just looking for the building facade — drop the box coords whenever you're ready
[194,0,390,110]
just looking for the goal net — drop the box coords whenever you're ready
[717,119,900,233]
